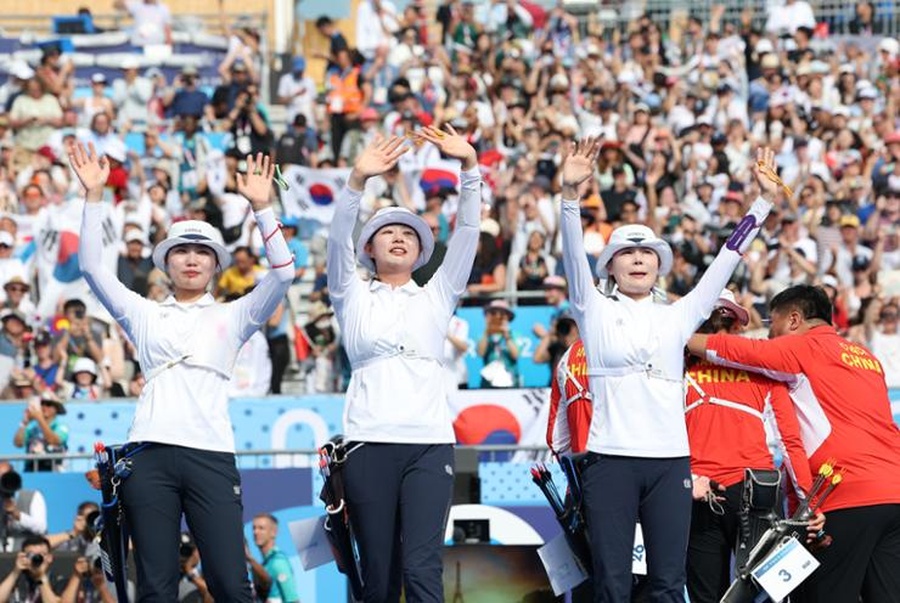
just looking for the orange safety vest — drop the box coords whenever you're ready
[328,67,364,116]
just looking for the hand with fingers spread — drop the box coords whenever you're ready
[349,135,409,190]
[68,141,110,203]
[561,137,601,197]
[751,146,781,203]
[237,153,276,211]
[414,124,478,170]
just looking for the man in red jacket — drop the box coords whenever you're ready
[685,290,813,602]
[688,284,900,603]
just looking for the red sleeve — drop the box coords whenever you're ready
[707,333,805,376]
[769,381,814,508]
[566,399,593,454]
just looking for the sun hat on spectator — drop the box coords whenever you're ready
[231,62,248,73]
[760,54,779,70]
[355,207,434,272]
[360,107,379,122]
[543,275,567,290]
[39,390,67,413]
[292,56,306,72]
[596,224,674,278]
[36,146,57,163]
[714,289,749,326]
[755,39,775,55]
[839,214,861,229]
[879,38,900,58]
[833,106,851,118]
[0,308,27,327]
[124,230,147,246]
[821,274,839,290]
[91,73,107,85]
[0,231,14,248]
[104,138,127,163]
[152,220,231,271]
[182,65,199,77]
[4,276,30,292]
[122,56,140,70]
[9,61,35,80]
[484,299,515,321]
[72,357,98,382]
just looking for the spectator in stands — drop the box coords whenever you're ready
[277,218,309,284]
[34,44,73,102]
[117,230,153,297]
[277,56,317,127]
[66,358,102,401]
[326,49,364,162]
[478,300,520,388]
[275,114,319,168]
[13,391,69,472]
[212,62,255,118]
[314,16,349,75]
[115,0,173,46]
[1,277,35,319]
[164,66,211,122]
[111,57,153,129]
[516,231,552,305]
[0,535,62,602]
[0,308,29,368]
[304,301,336,393]
[217,247,265,298]
[247,514,298,603]
[227,289,272,398]
[29,331,66,394]
[8,79,63,171]
[48,501,98,554]
[54,299,104,383]
[864,298,900,388]
[221,83,272,156]
[0,461,48,546]
[74,74,115,129]
[466,231,506,304]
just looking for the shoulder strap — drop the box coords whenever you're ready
[684,372,765,421]
[16,490,35,516]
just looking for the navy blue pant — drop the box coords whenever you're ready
[343,443,454,603]
[686,482,744,603]
[120,444,252,602]
[793,504,900,603]
[581,454,692,603]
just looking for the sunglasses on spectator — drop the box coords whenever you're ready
[6,285,27,293]
[881,312,899,321]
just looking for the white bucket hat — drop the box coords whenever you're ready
[152,220,231,271]
[715,289,749,326]
[356,207,434,273]
[72,357,98,379]
[595,224,673,279]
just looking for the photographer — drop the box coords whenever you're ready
[220,84,272,157]
[177,533,213,603]
[59,553,117,603]
[0,535,61,602]
[53,299,105,385]
[48,502,98,554]
[0,461,47,551]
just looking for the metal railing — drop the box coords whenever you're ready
[2,445,553,473]
[0,12,267,38]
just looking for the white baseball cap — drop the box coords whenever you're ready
[355,207,434,273]
[152,220,231,271]
[595,224,673,279]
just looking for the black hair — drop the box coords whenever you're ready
[21,535,51,551]
[769,285,833,325]
[696,307,738,334]
[63,298,86,313]
[316,16,333,28]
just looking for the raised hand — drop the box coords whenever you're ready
[561,137,601,191]
[236,152,275,210]
[414,124,478,170]
[752,146,782,203]
[349,135,409,189]
[68,141,109,202]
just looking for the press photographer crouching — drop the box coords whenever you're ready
[59,542,133,603]
[1,462,48,552]
[0,535,63,602]
[178,533,213,603]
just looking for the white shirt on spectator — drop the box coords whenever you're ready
[869,329,900,388]
[765,0,816,36]
[276,73,317,125]
[228,329,272,396]
[356,0,399,61]
[0,259,26,304]
[125,0,172,46]
[112,75,153,126]
[444,314,470,390]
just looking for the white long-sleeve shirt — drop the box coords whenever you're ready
[560,196,772,457]
[327,167,481,443]
[80,203,293,452]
